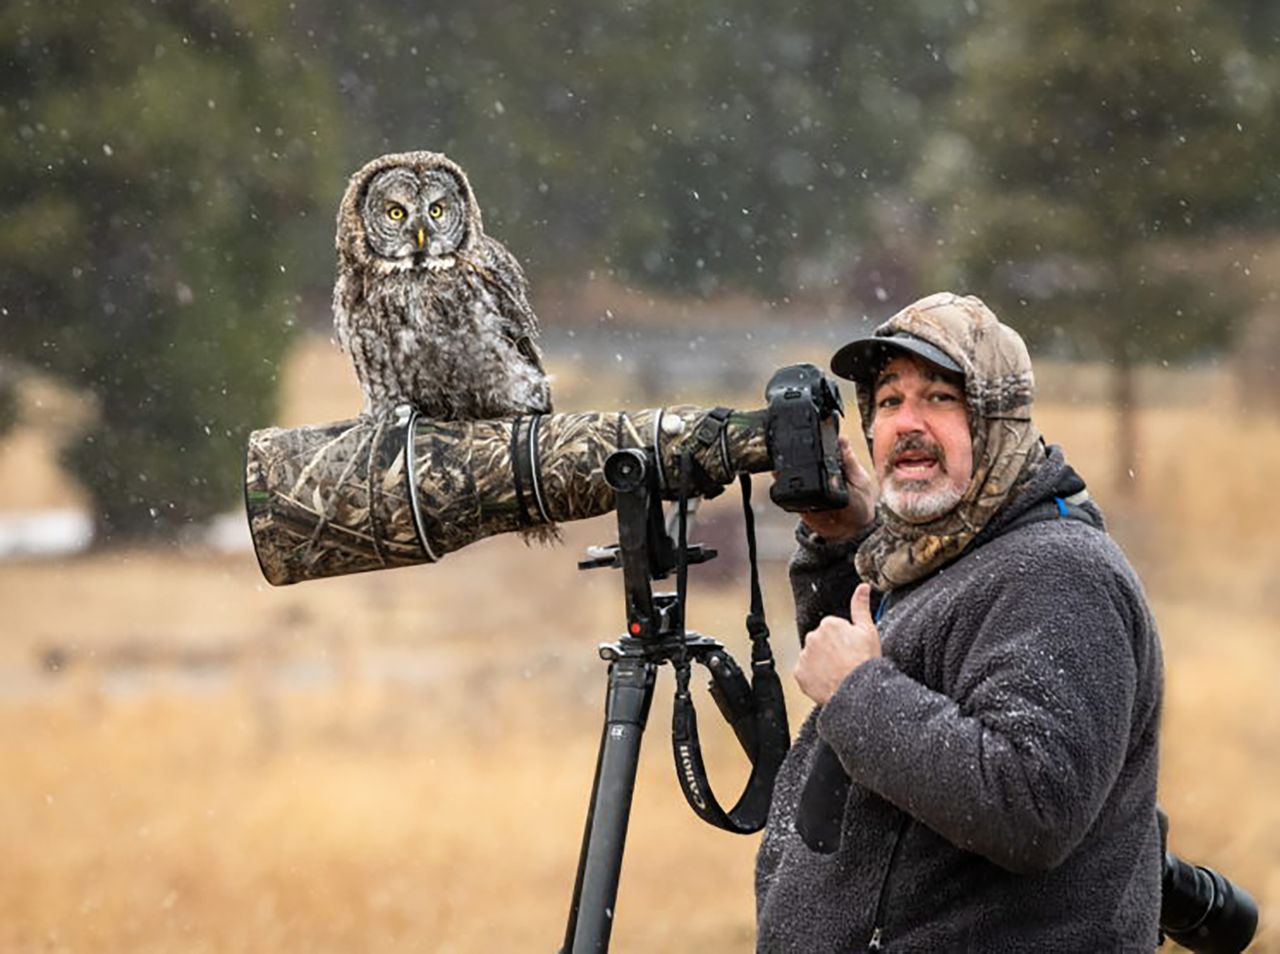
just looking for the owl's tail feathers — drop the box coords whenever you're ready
[519,523,562,547]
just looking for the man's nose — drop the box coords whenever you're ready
[892,397,927,433]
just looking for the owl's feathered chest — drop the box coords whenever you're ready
[342,264,548,419]
[365,262,476,320]
[361,265,500,353]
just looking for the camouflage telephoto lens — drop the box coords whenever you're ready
[245,404,770,585]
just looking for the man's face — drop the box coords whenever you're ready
[870,355,973,522]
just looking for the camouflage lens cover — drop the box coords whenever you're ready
[245,406,769,585]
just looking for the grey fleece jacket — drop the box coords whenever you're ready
[755,447,1164,952]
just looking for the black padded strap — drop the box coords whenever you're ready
[669,471,790,834]
[671,655,789,834]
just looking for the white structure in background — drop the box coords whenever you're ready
[0,509,93,558]
[203,512,253,553]
[0,510,252,559]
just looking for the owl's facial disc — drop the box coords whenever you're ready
[362,167,423,261]
[418,170,468,259]
[360,165,470,266]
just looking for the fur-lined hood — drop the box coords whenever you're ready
[850,292,1045,590]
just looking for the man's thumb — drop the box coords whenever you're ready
[851,583,874,625]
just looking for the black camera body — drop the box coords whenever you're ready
[766,364,849,513]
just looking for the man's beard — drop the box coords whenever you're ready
[881,478,964,523]
[879,434,965,524]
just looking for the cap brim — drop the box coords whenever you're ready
[830,333,962,385]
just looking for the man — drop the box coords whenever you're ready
[756,293,1164,951]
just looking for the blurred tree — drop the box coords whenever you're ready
[0,0,341,543]
[297,0,968,303]
[920,0,1276,492]
[0,372,16,435]
[1218,0,1280,217]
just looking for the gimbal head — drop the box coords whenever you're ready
[578,448,714,641]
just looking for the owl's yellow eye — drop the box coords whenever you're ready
[429,202,444,219]
[386,205,406,221]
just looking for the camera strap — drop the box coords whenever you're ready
[669,452,791,834]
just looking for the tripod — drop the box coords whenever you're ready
[560,448,787,953]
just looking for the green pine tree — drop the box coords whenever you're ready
[0,1,341,543]
[919,0,1275,491]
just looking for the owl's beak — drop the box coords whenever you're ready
[416,227,426,250]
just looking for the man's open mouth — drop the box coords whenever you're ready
[894,454,937,474]
[888,442,945,480]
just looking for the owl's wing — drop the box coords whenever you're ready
[473,235,547,376]
[331,268,361,354]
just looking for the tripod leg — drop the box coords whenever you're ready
[562,655,655,953]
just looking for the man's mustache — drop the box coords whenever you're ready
[883,434,947,475]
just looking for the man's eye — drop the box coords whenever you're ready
[876,395,901,409]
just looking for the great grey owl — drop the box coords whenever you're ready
[332,150,552,422]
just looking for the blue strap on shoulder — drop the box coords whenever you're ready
[873,591,890,624]
[1054,496,1069,517]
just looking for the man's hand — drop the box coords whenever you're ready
[795,583,881,705]
[799,435,876,543]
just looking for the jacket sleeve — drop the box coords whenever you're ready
[816,534,1150,873]
[788,520,874,644]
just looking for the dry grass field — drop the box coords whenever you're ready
[0,335,1277,952]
